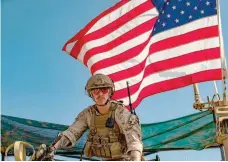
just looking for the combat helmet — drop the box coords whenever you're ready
[85,74,114,97]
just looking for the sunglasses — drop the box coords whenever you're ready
[91,88,110,95]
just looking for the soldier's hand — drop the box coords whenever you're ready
[35,144,55,161]
[130,150,141,161]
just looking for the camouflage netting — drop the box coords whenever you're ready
[1,111,219,158]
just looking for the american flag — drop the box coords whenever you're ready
[63,0,222,109]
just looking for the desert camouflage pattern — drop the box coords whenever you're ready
[85,74,115,97]
[62,101,143,159]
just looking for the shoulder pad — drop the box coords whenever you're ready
[110,100,125,112]
[111,100,125,106]
[111,101,127,113]
[88,105,96,113]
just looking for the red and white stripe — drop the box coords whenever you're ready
[63,0,222,108]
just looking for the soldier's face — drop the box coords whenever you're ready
[91,88,110,105]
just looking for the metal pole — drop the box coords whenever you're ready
[1,153,5,161]
[213,81,219,95]
[215,0,228,160]
[193,83,201,103]
[224,139,228,160]
[216,0,227,105]
[220,145,225,161]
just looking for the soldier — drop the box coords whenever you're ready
[39,74,143,161]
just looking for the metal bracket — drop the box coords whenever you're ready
[214,103,228,144]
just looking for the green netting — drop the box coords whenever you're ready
[142,111,217,151]
[1,110,218,155]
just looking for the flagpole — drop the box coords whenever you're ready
[214,79,226,161]
[216,0,227,105]
[216,0,228,160]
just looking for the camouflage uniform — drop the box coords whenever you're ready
[46,74,143,161]
[62,100,143,160]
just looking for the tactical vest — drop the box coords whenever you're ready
[84,102,126,159]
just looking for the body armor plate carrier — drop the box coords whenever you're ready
[84,102,126,159]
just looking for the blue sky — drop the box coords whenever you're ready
[2,0,228,160]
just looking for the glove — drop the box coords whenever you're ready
[130,150,141,161]
[34,144,55,161]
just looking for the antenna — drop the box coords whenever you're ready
[126,81,135,114]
